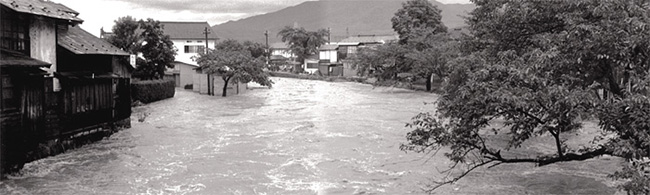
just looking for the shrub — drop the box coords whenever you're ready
[131,79,175,103]
[184,84,193,90]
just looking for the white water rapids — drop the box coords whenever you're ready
[0,77,619,194]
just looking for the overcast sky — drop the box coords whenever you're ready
[54,0,472,36]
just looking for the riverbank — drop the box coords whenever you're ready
[267,71,439,92]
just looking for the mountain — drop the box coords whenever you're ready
[211,0,475,43]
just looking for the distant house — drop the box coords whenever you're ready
[101,21,218,88]
[338,35,399,57]
[169,61,198,88]
[160,22,218,88]
[159,21,218,65]
[270,42,295,60]
[312,44,344,76]
[303,54,320,74]
[1,0,131,176]
[336,35,399,76]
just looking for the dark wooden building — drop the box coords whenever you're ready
[0,0,132,177]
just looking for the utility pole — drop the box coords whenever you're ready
[327,27,331,44]
[203,27,210,54]
[203,27,211,95]
[264,30,269,64]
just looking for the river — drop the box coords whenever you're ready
[0,77,621,194]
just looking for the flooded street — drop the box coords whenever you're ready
[1,77,620,194]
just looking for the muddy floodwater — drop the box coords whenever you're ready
[1,77,622,194]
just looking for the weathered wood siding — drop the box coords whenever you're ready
[29,16,57,72]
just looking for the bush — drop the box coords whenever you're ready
[131,79,175,103]
[184,84,193,90]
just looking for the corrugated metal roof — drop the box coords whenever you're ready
[0,0,83,23]
[0,48,51,67]
[58,26,129,56]
[159,21,218,40]
[340,35,398,44]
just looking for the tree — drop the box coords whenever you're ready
[352,42,411,82]
[391,0,447,45]
[391,0,450,91]
[405,33,459,91]
[136,19,176,80]
[107,16,139,53]
[107,16,176,80]
[243,41,268,59]
[277,26,329,63]
[402,0,650,194]
[195,39,273,97]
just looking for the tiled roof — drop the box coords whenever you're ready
[340,35,398,44]
[0,48,51,67]
[58,26,129,56]
[159,21,218,40]
[319,44,338,51]
[0,0,82,23]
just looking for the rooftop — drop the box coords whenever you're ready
[319,44,338,51]
[0,0,83,23]
[339,35,398,44]
[58,26,129,56]
[270,42,290,49]
[0,48,51,67]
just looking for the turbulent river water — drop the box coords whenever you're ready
[1,77,622,194]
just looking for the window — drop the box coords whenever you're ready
[197,40,203,43]
[184,45,205,53]
[186,40,192,43]
[1,75,18,112]
[1,8,30,55]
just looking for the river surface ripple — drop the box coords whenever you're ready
[0,77,619,195]
[1,77,442,194]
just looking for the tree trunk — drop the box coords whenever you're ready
[426,73,433,92]
[222,77,231,97]
[553,130,563,158]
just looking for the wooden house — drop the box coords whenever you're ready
[0,0,132,177]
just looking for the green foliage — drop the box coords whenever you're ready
[352,43,411,81]
[131,79,175,103]
[277,26,329,63]
[405,33,460,90]
[243,41,268,59]
[351,0,453,91]
[403,0,650,193]
[195,39,273,96]
[107,16,177,80]
[391,0,447,45]
[136,19,177,80]
[107,16,139,53]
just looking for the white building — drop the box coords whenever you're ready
[159,22,218,88]
[160,21,218,65]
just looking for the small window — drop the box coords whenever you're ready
[186,40,192,43]
[197,41,203,43]
[1,75,19,112]
[1,9,30,55]
[184,45,205,53]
